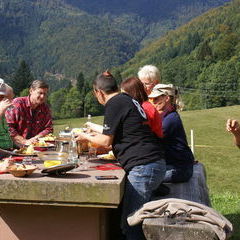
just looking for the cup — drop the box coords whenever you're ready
[22,157,32,165]
[88,147,97,159]
[79,155,88,170]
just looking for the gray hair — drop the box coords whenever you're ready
[138,65,161,83]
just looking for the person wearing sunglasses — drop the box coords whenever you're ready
[149,84,194,183]
[5,80,53,147]
[75,71,166,240]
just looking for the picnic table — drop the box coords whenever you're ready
[0,158,125,240]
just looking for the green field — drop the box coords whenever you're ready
[54,105,240,239]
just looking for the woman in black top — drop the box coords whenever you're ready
[75,71,166,240]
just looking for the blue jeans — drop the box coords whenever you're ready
[121,159,166,240]
[163,164,193,183]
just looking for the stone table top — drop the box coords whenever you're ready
[0,159,125,208]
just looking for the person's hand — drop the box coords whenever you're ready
[24,136,39,145]
[75,132,88,142]
[226,119,240,134]
[0,99,12,113]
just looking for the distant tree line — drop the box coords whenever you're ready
[118,0,240,110]
[10,60,111,119]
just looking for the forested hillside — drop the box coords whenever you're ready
[117,0,240,110]
[0,0,229,82]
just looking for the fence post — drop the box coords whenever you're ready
[190,129,195,154]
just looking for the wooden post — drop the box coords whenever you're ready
[190,129,194,154]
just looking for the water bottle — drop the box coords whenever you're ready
[87,114,92,122]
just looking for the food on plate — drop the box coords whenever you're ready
[39,133,56,142]
[0,159,14,173]
[44,160,62,168]
[33,139,48,147]
[25,145,34,154]
[98,151,116,160]
[8,164,37,177]
[71,128,84,134]
[15,145,35,155]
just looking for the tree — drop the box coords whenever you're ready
[12,60,34,96]
[61,87,82,118]
[49,88,68,119]
[84,91,103,116]
[196,41,213,61]
[76,72,91,117]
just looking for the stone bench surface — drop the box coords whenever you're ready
[143,217,218,240]
[0,168,125,208]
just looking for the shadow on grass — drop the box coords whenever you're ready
[225,213,240,240]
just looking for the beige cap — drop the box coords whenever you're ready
[148,84,176,98]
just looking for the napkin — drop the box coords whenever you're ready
[91,163,122,171]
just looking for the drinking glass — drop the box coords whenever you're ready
[88,147,97,159]
[79,155,89,170]
[22,157,33,165]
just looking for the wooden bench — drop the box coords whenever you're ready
[142,163,222,240]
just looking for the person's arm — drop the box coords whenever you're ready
[35,106,53,137]
[11,135,39,147]
[75,131,113,148]
[85,122,103,133]
[226,119,240,147]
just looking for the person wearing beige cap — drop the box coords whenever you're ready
[138,65,160,95]
[149,83,194,183]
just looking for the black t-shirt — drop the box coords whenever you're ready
[102,93,164,172]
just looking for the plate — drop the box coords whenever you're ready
[97,154,116,160]
[41,163,78,176]
[33,143,55,148]
[12,149,38,156]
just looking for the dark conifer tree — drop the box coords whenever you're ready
[12,60,34,96]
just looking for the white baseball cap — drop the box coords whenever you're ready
[0,78,6,96]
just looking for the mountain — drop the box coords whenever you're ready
[116,0,240,110]
[0,0,230,82]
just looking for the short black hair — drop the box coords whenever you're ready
[93,71,118,94]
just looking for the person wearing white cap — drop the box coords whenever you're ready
[138,65,160,95]
[0,78,14,154]
[149,83,194,183]
[0,78,12,119]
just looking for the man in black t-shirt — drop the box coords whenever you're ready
[75,71,166,240]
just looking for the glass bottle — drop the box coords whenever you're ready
[68,135,78,164]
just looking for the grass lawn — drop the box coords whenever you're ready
[54,105,240,239]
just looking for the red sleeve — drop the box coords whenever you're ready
[142,101,163,138]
